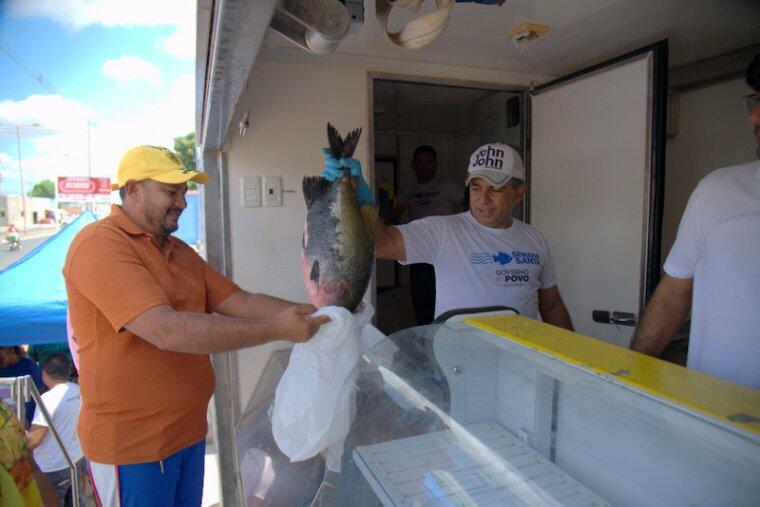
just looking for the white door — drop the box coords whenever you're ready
[530,42,667,347]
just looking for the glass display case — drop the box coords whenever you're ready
[235,314,760,506]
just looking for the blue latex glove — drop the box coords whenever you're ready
[321,148,375,207]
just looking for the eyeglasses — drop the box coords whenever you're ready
[743,92,760,113]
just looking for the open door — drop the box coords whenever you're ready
[529,41,667,347]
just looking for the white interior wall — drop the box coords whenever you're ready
[228,61,367,409]
[661,78,758,261]
[227,58,546,411]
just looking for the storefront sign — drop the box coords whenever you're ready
[57,177,111,196]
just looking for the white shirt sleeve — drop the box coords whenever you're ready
[664,177,710,279]
[539,235,558,289]
[397,216,446,265]
[31,390,58,428]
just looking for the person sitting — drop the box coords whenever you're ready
[27,354,84,507]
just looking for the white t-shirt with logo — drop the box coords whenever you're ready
[32,382,83,472]
[398,178,464,221]
[664,161,760,388]
[397,212,557,319]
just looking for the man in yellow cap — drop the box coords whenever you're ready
[63,145,329,506]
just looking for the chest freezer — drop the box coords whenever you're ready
[234,315,760,506]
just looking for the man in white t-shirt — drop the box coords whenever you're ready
[27,353,84,506]
[395,145,464,222]
[631,53,760,389]
[394,145,465,324]
[374,143,573,327]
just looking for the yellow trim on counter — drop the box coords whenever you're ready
[465,315,760,436]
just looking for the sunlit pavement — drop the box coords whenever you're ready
[0,233,55,270]
[203,444,220,507]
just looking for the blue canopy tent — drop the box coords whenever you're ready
[0,212,98,345]
[0,194,201,345]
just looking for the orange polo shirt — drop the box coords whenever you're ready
[63,205,239,464]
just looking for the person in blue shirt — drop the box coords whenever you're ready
[0,346,47,426]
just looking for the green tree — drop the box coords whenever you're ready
[29,179,55,198]
[174,132,197,189]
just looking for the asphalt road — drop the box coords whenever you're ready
[0,234,53,271]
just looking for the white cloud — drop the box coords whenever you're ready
[0,74,194,190]
[0,94,100,132]
[157,21,195,60]
[6,0,196,59]
[92,73,195,172]
[103,56,161,85]
[6,0,187,30]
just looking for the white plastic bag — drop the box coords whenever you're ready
[272,303,374,471]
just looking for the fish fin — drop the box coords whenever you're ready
[327,123,362,159]
[302,176,332,207]
[310,260,320,283]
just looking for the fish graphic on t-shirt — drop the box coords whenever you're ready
[493,252,512,265]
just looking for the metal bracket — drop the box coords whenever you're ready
[592,310,637,326]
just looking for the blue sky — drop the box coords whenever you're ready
[0,0,195,195]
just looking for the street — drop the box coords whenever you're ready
[0,234,54,271]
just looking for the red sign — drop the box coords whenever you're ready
[57,177,111,196]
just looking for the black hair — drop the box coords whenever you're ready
[118,187,125,200]
[42,353,72,381]
[748,52,760,92]
[413,145,437,161]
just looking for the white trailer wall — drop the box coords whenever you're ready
[225,56,550,410]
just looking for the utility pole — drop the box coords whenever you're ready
[86,121,94,212]
[87,121,93,178]
[16,125,28,231]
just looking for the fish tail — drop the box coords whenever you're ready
[302,176,332,207]
[327,123,362,159]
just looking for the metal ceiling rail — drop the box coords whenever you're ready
[197,0,280,152]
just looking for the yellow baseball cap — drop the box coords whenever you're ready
[111,145,209,190]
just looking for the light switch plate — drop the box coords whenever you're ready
[240,177,261,207]
[262,176,283,207]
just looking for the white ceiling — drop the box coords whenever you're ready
[264,0,760,76]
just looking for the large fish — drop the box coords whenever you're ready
[301,124,374,312]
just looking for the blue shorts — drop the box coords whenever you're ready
[88,440,205,507]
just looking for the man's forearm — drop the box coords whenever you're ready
[26,426,47,450]
[213,290,299,320]
[373,215,406,260]
[631,275,693,356]
[238,293,295,319]
[127,307,277,354]
[541,301,574,331]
